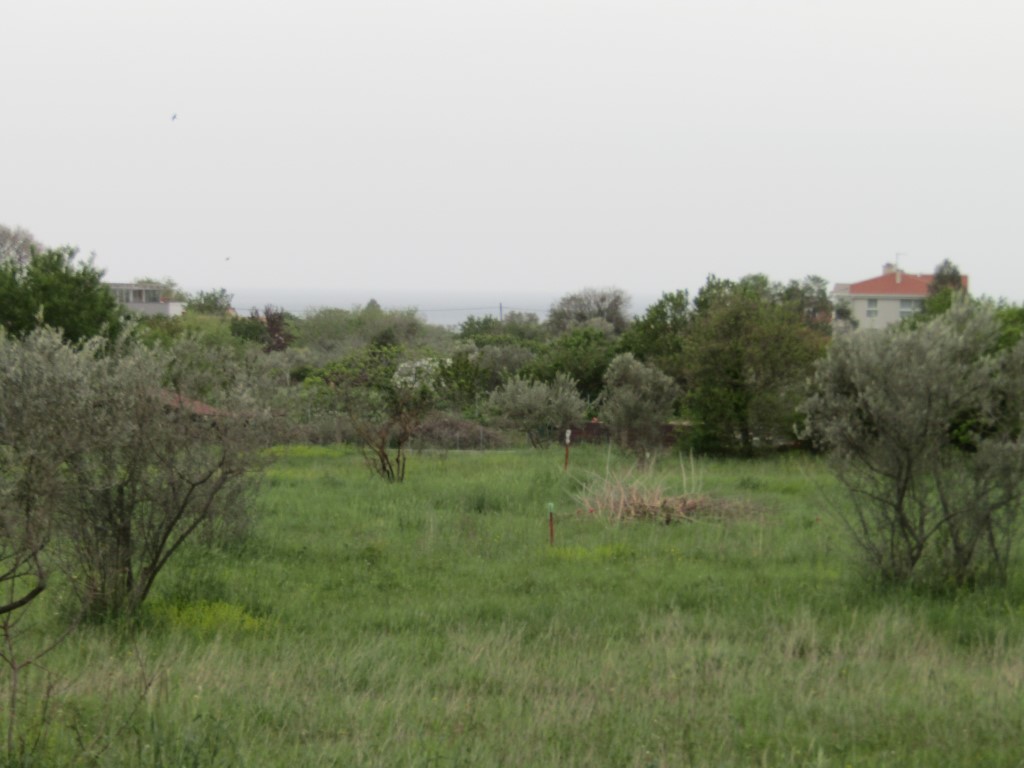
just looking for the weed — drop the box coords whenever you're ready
[572,451,754,523]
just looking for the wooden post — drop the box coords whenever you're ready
[563,428,572,472]
[547,502,555,546]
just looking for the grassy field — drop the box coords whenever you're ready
[10,444,1024,766]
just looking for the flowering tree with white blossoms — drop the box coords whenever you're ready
[309,347,441,482]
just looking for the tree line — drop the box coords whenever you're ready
[0,228,839,463]
[4,222,1024,604]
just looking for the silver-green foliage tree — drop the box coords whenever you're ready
[0,225,44,267]
[801,301,1024,588]
[599,353,678,462]
[547,287,631,336]
[488,373,586,448]
[0,328,270,618]
[0,330,88,619]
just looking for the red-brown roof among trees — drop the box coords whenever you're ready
[159,390,223,417]
[847,270,968,296]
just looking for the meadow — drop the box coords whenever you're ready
[12,445,1024,767]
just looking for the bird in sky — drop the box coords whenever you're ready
[171,113,177,121]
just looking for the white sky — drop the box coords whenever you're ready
[3,0,1023,320]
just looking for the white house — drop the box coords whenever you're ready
[832,264,968,331]
[105,283,186,317]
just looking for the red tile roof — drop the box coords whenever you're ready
[848,272,933,297]
[159,390,222,417]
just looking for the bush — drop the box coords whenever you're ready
[0,329,89,619]
[801,301,1024,588]
[0,328,271,618]
[305,347,440,481]
[598,353,678,462]
[488,373,586,448]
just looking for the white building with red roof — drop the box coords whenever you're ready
[832,263,968,330]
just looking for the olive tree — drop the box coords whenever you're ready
[0,448,49,618]
[599,353,678,462]
[0,328,270,618]
[547,287,631,336]
[488,373,586,448]
[0,225,44,267]
[0,329,112,760]
[0,330,92,619]
[801,301,1024,587]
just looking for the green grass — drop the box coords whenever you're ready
[8,444,1024,766]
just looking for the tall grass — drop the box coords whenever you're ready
[7,444,1024,766]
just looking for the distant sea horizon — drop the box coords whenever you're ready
[229,289,662,329]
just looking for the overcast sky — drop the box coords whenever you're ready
[3,0,1023,321]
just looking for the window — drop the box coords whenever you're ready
[866,299,878,318]
[900,299,922,319]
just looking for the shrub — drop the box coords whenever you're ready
[487,373,586,448]
[305,347,440,481]
[0,328,271,618]
[801,301,1024,588]
[598,353,678,462]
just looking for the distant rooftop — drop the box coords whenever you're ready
[835,263,968,298]
[105,282,185,317]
